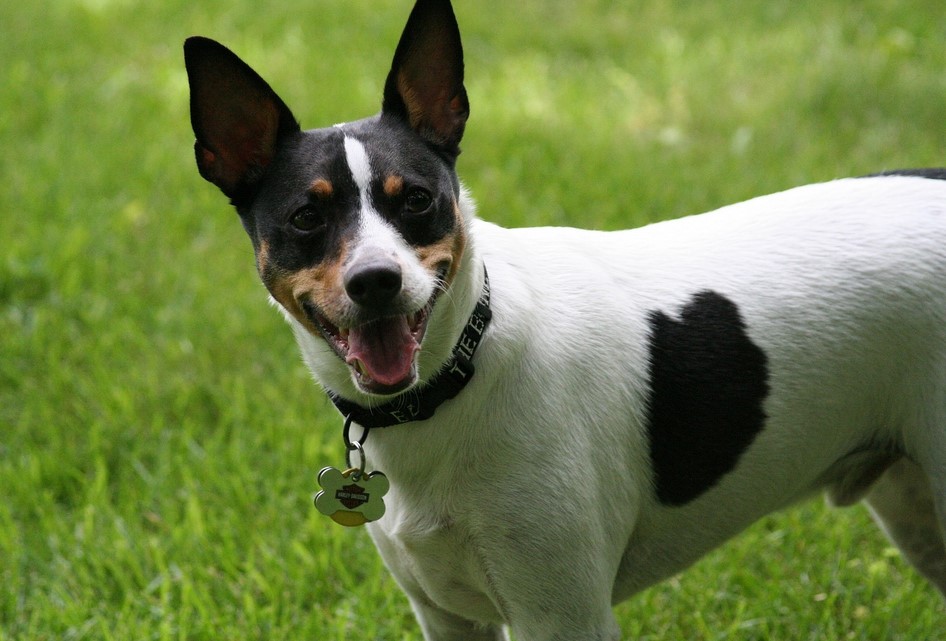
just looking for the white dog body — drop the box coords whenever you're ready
[184,0,946,637]
[328,175,946,638]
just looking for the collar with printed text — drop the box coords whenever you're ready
[328,267,491,428]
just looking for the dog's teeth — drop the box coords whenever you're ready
[339,327,350,340]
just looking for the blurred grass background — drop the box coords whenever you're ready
[2,0,946,638]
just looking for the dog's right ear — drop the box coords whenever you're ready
[184,37,300,203]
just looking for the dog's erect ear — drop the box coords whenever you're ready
[184,37,300,202]
[382,0,469,155]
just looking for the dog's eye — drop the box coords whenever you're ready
[404,188,433,215]
[290,207,324,233]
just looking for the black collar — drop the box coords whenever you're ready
[328,267,491,428]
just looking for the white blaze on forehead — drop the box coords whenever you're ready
[343,136,373,207]
[343,134,387,241]
[341,135,429,304]
[344,134,386,240]
[343,135,402,251]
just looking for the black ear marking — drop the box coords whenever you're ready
[184,36,300,202]
[645,291,770,506]
[382,0,469,154]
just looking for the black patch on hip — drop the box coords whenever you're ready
[863,168,946,181]
[645,291,770,506]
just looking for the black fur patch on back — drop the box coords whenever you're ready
[864,168,946,181]
[646,291,770,506]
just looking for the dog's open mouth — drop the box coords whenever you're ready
[308,304,434,395]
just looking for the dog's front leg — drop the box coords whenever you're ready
[410,596,619,641]
[505,606,621,641]
[409,598,508,641]
[471,533,621,641]
[384,515,621,641]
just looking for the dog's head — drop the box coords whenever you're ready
[185,0,473,398]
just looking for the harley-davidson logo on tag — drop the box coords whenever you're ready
[336,484,369,509]
[315,466,389,527]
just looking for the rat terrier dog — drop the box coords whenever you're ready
[185,0,946,638]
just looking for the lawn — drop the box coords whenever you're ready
[2,0,946,639]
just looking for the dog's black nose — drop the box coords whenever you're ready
[344,258,403,307]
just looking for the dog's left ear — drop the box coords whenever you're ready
[382,0,469,155]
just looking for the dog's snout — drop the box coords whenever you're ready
[344,257,403,307]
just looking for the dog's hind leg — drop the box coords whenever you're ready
[864,457,946,596]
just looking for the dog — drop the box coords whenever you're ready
[185,0,946,638]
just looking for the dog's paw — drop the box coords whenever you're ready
[315,466,389,527]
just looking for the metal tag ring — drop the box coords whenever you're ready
[345,440,367,476]
[342,415,369,450]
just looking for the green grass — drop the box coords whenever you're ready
[3,0,946,638]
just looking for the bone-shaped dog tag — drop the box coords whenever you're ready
[315,466,389,527]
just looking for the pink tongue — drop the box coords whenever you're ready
[346,316,419,388]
